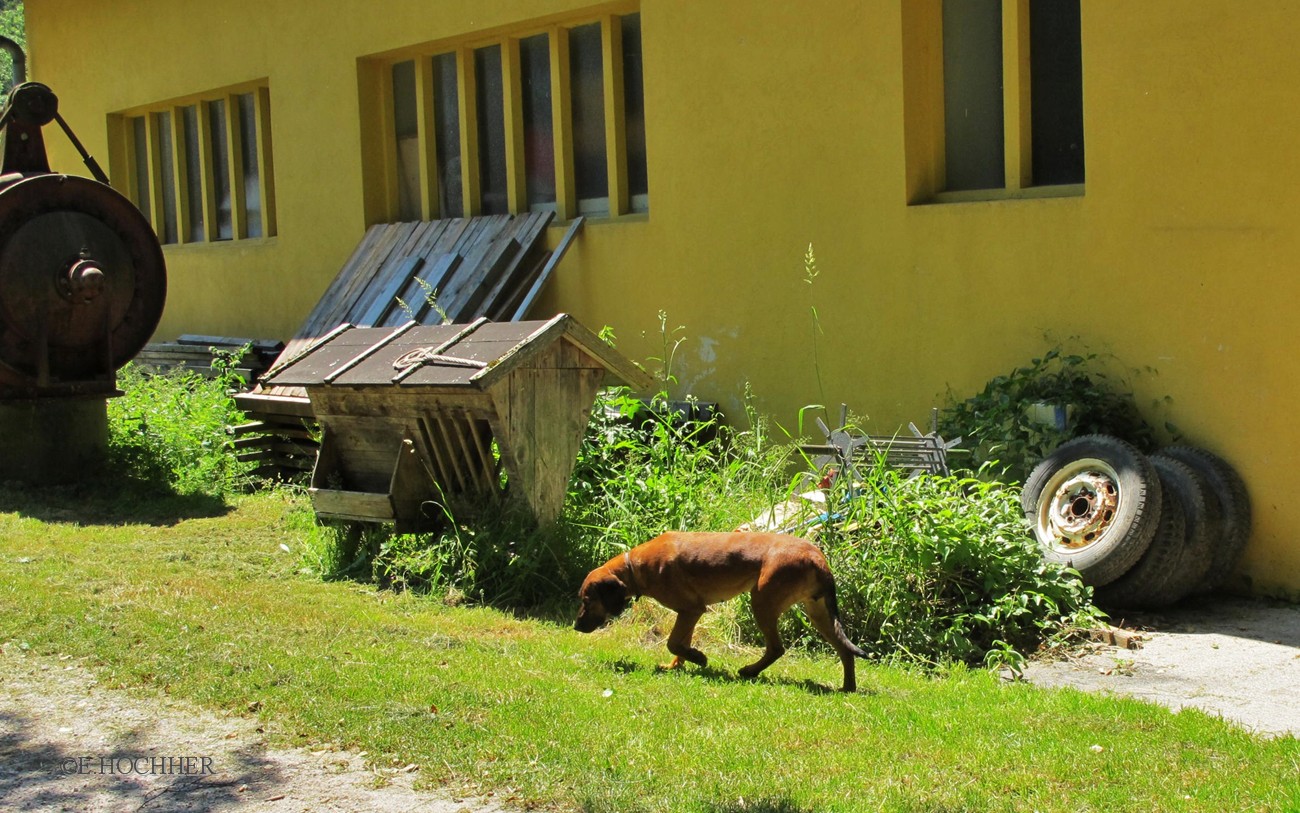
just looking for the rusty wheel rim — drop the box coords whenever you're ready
[1034,457,1122,555]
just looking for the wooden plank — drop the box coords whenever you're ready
[432,412,472,493]
[293,224,394,339]
[453,237,520,321]
[416,416,455,495]
[489,253,546,321]
[299,224,406,340]
[511,216,583,321]
[233,392,315,419]
[309,489,396,522]
[467,214,553,318]
[345,222,436,328]
[230,421,316,441]
[481,213,554,320]
[327,222,421,324]
[435,214,513,319]
[356,255,426,326]
[406,253,462,325]
[177,335,284,352]
[363,219,454,326]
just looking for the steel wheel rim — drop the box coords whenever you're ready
[1034,457,1122,555]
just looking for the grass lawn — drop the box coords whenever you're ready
[1,486,1297,812]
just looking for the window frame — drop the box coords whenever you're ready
[902,0,1084,205]
[113,80,277,244]
[373,2,646,223]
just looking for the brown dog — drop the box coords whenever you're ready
[574,531,869,691]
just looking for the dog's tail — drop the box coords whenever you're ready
[817,574,869,660]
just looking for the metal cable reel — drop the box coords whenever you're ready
[0,38,166,481]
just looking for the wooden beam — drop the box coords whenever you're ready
[601,15,629,216]
[549,26,577,221]
[415,56,441,220]
[502,37,528,214]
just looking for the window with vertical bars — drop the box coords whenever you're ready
[904,0,1083,202]
[386,9,647,222]
[940,0,1083,194]
[118,83,277,244]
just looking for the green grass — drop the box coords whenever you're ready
[2,485,1297,812]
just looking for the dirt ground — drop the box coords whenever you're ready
[0,646,510,813]
[3,596,1296,812]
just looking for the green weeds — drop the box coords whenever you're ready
[940,347,1165,482]
[814,462,1101,673]
[106,351,252,497]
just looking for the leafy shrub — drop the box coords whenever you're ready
[107,353,252,497]
[939,348,1163,482]
[805,463,1102,671]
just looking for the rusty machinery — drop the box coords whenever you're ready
[0,39,166,481]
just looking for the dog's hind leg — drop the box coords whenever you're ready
[663,608,707,669]
[802,596,862,692]
[738,590,794,679]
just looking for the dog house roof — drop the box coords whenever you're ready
[262,314,651,390]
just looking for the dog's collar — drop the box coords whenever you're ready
[623,551,641,597]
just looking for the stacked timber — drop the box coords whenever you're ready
[230,395,318,480]
[135,335,284,384]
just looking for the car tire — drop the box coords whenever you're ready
[1095,456,1210,609]
[1022,434,1162,587]
[1157,445,1251,593]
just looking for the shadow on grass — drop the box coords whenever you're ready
[0,478,232,528]
[599,654,869,696]
[705,799,816,813]
[581,796,813,813]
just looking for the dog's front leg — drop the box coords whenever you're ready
[662,608,707,669]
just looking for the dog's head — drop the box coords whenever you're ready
[573,570,630,633]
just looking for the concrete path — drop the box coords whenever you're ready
[1023,596,1300,738]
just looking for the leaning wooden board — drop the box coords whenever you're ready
[256,212,560,400]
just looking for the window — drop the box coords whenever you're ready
[902,0,1084,202]
[384,8,647,222]
[118,83,276,244]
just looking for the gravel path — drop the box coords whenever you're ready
[0,646,510,812]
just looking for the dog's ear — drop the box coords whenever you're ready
[594,577,630,618]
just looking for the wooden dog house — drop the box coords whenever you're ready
[263,314,651,529]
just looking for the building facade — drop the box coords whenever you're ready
[25,1,1300,596]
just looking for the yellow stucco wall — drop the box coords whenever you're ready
[24,1,1300,596]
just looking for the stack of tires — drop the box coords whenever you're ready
[1020,435,1251,610]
